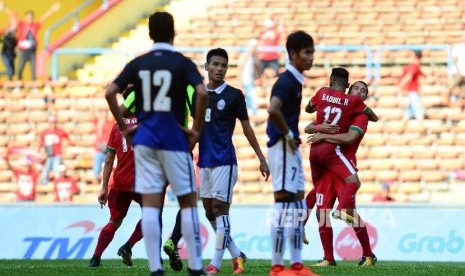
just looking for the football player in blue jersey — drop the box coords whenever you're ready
[105,11,208,276]
[266,31,318,276]
[195,48,270,275]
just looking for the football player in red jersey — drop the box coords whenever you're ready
[306,68,378,223]
[89,102,142,268]
[304,81,377,266]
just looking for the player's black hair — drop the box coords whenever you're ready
[414,50,422,59]
[330,67,349,83]
[206,48,229,64]
[285,30,314,59]
[148,11,175,43]
[348,80,369,94]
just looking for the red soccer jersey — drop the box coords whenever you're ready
[39,128,69,156]
[106,117,137,191]
[341,113,369,165]
[53,177,79,202]
[310,87,367,134]
[13,170,38,201]
[401,63,422,92]
[94,117,114,152]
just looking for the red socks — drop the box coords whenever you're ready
[337,182,359,211]
[353,215,374,257]
[128,219,143,246]
[318,210,334,262]
[94,223,117,257]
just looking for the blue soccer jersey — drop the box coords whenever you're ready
[266,65,305,147]
[194,82,249,168]
[113,43,203,152]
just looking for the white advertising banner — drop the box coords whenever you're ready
[0,204,464,262]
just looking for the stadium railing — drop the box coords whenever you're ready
[51,44,452,82]
[44,0,110,51]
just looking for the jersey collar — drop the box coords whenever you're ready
[206,82,227,94]
[286,64,305,84]
[151,43,175,52]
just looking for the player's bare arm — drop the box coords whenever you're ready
[268,96,297,151]
[308,129,360,145]
[105,83,128,133]
[364,106,379,122]
[304,120,339,134]
[98,151,115,208]
[240,120,270,181]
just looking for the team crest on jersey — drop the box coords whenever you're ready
[217,99,226,110]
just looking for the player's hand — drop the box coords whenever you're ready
[320,120,339,134]
[180,126,200,152]
[98,189,108,209]
[303,231,309,245]
[259,159,270,181]
[287,138,297,152]
[307,133,324,144]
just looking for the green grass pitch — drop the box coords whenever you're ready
[1,259,465,276]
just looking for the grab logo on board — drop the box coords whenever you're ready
[334,223,378,260]
[175,224,210,259]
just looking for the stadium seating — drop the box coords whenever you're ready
[1,0,464,203]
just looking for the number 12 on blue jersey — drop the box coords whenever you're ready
[139,70,172,112]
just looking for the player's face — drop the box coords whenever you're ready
[205,56,228,83]
[292,47,314,72]
[349,82,368,100]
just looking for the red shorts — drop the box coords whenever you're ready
[310,143,358,185]
[108,189,142,220]
[314,172,345,210]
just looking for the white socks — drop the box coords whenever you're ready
[271,202,286,266]
[142,207,162,272]
[289,199,306,265]
[181,207,203,270]
[209,219,241,259]
[210,215,231,268]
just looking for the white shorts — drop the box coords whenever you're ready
[134,145,196,196]
[199,165,238,203]
[268,139,305,194]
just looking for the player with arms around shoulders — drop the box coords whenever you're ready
[89,100,143,268]
[105,11,208,276]
[196,48,270,274]
[306,68,378,224]
[304,81,377,266]
[266,30,318,276]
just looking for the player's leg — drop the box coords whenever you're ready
[311,173,337,267]
[134,145,168,274]
[288,150,313,275]
[90,189,127,267]
[161,150,203,275]
[118,192,144,267]
[268,140,315,276]
[163,208,183,271]
[323,147,360,223]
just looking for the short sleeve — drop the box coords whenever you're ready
[310,88,322,107]
[271,81,288,102]
[235,92,249,121]
[185,59,203,88]
[106,124,118,154]
[350,114,369,136]
[114,60,136,92]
